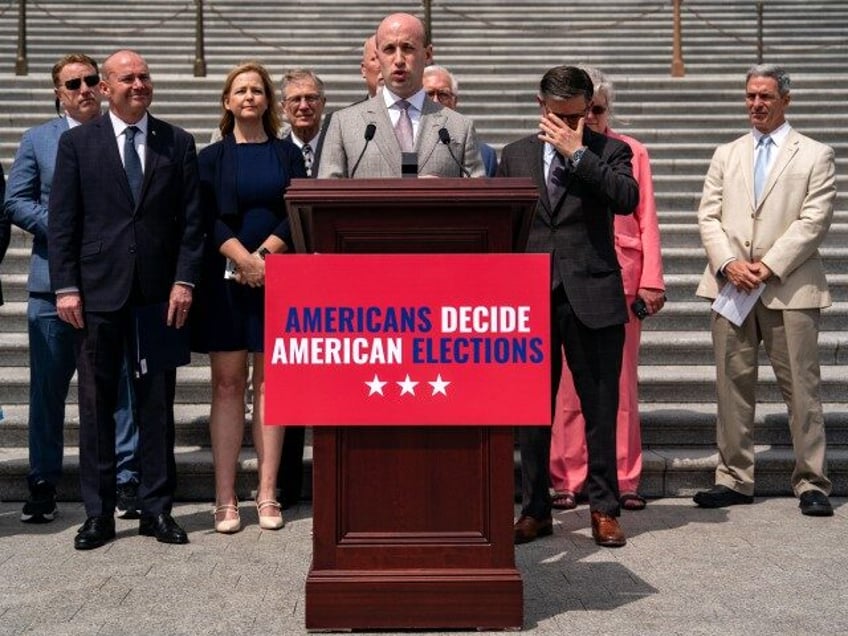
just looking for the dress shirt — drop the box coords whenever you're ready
[288,129,322,153]
[544,141,584,179]
[382,87,426,142]
[109,110,148,173]
[752,121,790,179]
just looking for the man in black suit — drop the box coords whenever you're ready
[276,67,329,507]
[48,49,203,549]
[498,65,638,547]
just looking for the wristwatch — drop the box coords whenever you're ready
[571,146,587,166]
[256,247,271,260]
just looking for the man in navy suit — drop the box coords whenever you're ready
[5,53,140,525]
[422,65,498,176]
[48,50,203,549]
[498,66,638,547]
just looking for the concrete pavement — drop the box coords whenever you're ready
[0,497,845,635]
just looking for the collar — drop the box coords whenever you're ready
[108,110,149,138]
[65,113,83,129]
[752,121,791,147]
[289,127,322,150]
[382,87,426,113]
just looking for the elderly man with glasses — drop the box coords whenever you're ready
[4,53,140,526]
[422,65,498,176]
[281,68,329,179]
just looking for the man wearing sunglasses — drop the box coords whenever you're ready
[498,65,638,548]
[4,53,140,526]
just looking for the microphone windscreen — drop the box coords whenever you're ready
[364,123,377,140]
[438,127,451,145]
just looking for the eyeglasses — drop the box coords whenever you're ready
[63,74,100,91]
[546,107,587,126]
[590,104,608,116]
[284,94,321,107]
[425,89,454,104]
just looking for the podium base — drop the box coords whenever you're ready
[305,568,523,630]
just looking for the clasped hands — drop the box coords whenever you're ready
[724,259,771,292]
[231,251,265,288]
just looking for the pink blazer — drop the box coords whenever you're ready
[608,129,665,295]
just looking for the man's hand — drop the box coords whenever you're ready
[537,112,585,159]
[167,283,193,328]
[723,259,763,292]
[56,292,84,329]
[750,261,772,283]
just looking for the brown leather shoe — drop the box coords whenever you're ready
[514,515,553,545]
[591,511,626,547]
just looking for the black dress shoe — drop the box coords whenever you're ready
[799,490,833,517]
[693,485,753,508]
[74,516,116,550]
[139,512,189,544]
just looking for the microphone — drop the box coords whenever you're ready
[438,127,470,177]
[350,123,376,178]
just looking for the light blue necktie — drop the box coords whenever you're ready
[754,134,773,204]
[124,125,143,207]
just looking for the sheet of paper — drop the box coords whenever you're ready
[711,282,765,327]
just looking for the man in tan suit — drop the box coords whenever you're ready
[693,64,836,516]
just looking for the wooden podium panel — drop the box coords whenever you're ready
[306,427,521,630]
[285,178,538,630]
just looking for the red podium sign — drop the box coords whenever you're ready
[265,253,549,426]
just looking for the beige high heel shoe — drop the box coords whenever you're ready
[255,499,284,530]
[213,503,241,534]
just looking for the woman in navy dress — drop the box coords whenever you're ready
[193,62,306,533]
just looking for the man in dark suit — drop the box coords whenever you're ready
[498,65,638,547]
[276,67,330,507]
[318,12,484,179]
[48,50,203,550]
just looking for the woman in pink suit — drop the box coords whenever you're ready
[549,66,665,511]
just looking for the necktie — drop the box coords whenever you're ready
[754,134,773,204]
[394,100,414,152]
[546,151,567,205]
[302,143,313,177]
[124,125,143,207]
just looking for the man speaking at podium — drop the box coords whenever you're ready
[318,12,484,179]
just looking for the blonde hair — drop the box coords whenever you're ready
[218,61,280,138]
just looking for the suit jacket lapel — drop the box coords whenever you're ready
[97,114,135,208]
[139,114,166,209]
[415,99,447,170]
[360,96,400,170]
[527,137,553,215]
[758,131,800,210]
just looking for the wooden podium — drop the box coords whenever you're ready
[285,178,538,631]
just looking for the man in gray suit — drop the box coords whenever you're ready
[318,12,484,179]
[498,65,638,547]
[693,64,836,516]
[4,53,140,525]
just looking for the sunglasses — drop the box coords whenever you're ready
[590,104,608,115]
[63,74,100,91]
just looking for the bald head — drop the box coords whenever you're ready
[374,13,433,99]
[101,49,153,123]
[360,35,382,97]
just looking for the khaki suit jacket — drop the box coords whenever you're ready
[696,128,836,309]
[317,95,484,178]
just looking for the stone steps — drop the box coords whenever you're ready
[2,0,848,501]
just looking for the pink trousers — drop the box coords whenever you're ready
[550,296,643,494]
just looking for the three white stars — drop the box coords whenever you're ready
[364,373,451,397]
